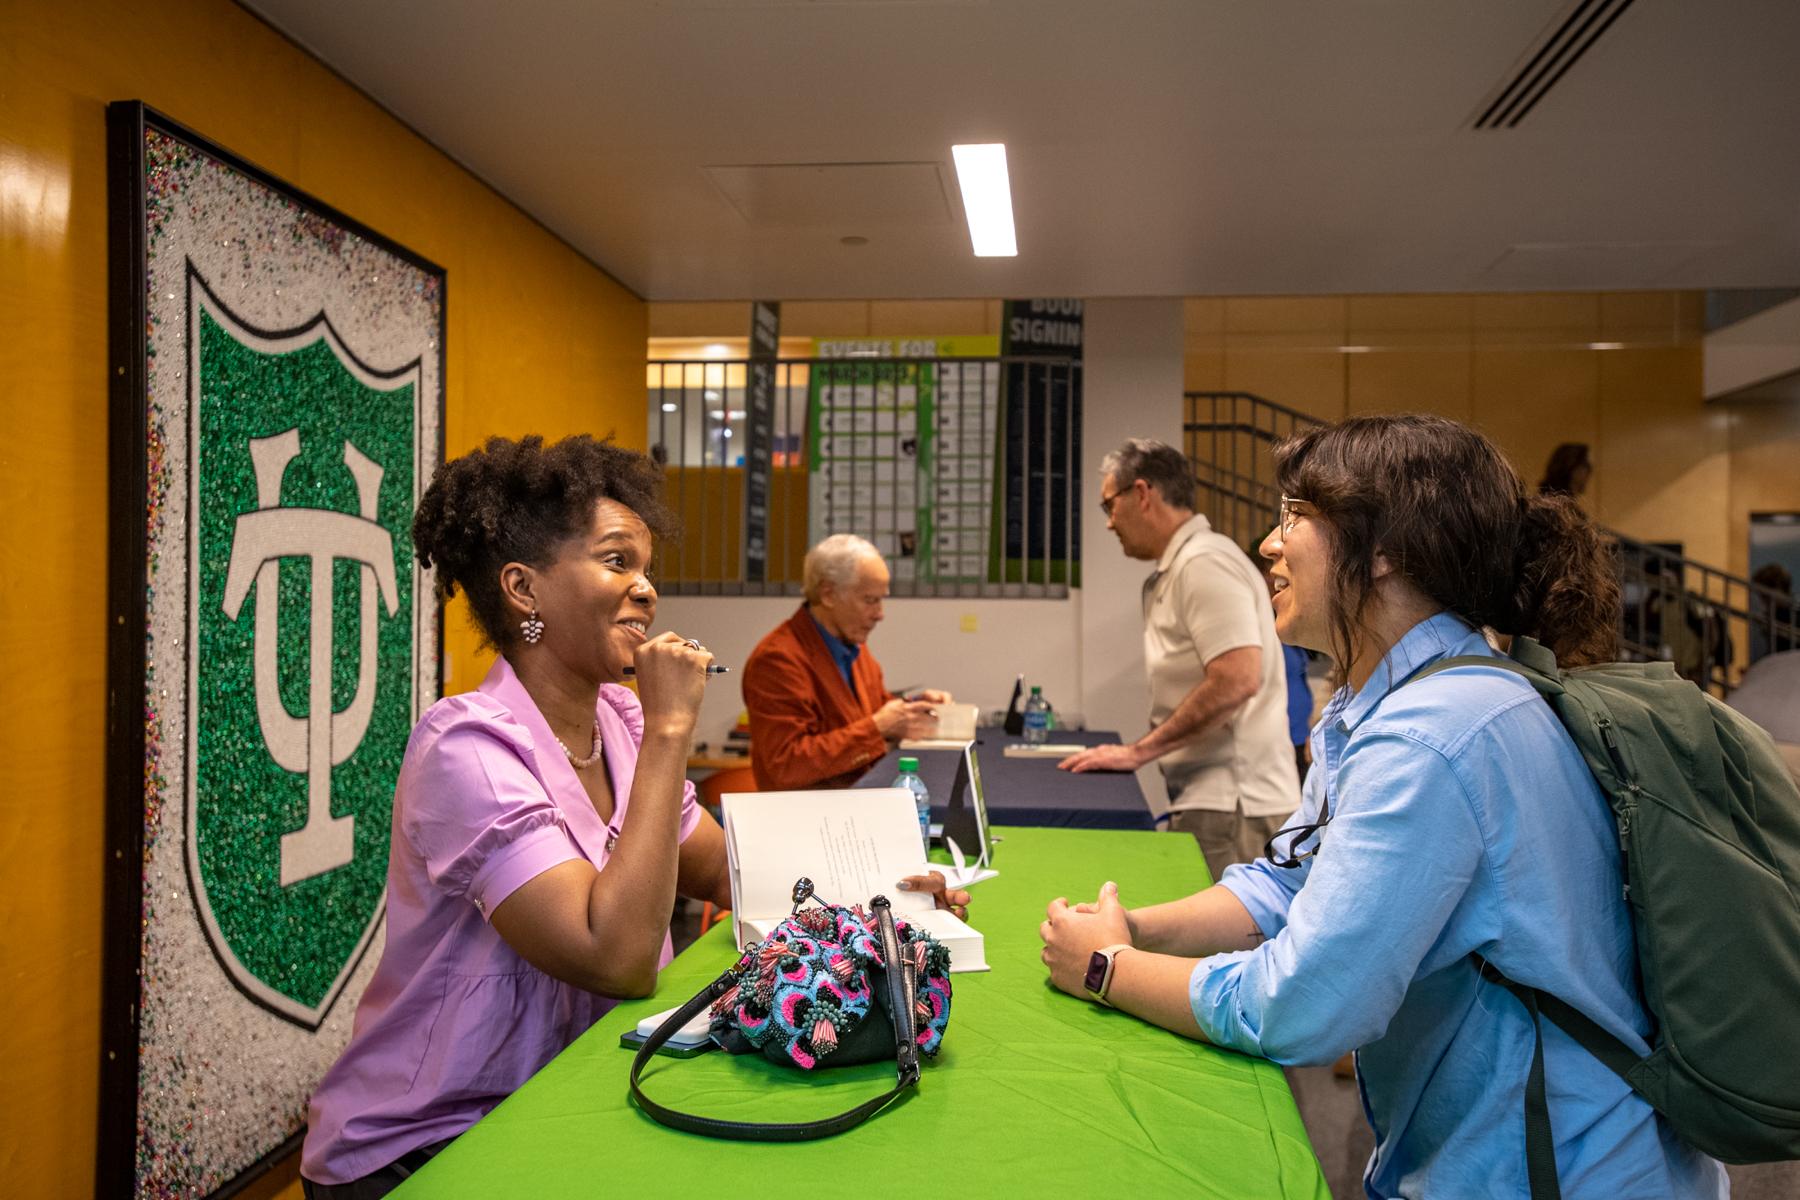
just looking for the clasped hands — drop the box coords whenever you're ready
[1038,880,1134,997]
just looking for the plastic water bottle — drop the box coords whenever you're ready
[1024,686,1051,745]
[893,756,932,853]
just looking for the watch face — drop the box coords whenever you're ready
[1083,950,1110,993]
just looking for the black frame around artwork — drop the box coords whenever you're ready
[101,101,447,1200]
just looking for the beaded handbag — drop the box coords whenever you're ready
[629,878,952,1140]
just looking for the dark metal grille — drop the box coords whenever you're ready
[648,355,1080,598]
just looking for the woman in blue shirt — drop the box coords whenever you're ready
[1040,414,1723,1198]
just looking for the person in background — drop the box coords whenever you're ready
[1038,414,1721,1199]
[301,439,967,1198]
[742,534,954,791]
[1059,439,1298,884]
[1252,545,1316,777]
[1537,441,1592,498]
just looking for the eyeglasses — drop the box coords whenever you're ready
[1263,795,1332,869]
[1277,495,1314,540]
[1098,487,1126,518]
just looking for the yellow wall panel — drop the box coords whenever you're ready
[1224,295,1347,335]
[1347,293,1474,337]
[648,301,751,337]
[1599,292,1687,343]
[1473,292,1601,344]
[868,299,994,335]
[0,1,646,1195]
[1225,348,1346,422]
[778,300,871,336]
[1471,348,1602,494]
[1347,349,1473,423]
[1597,348,1727,564]
[1184,350,1226,393]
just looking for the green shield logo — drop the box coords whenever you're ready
[187,267,419,1028]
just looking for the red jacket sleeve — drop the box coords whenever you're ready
[744,638,888,790]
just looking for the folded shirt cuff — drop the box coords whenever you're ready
[467,824,582,921]
[1188,949,1259,1053]
[1217,870,1288,942]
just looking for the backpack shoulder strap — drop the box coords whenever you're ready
[1407,637,1565,697]
[1476,957,1648,1200]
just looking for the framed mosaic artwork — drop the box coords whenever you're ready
[102,102,444,1198]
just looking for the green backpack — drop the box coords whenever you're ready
[1410,636,1800,1198]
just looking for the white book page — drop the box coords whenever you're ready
[722,789,935,926]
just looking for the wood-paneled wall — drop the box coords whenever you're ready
[1180,292,1794,574]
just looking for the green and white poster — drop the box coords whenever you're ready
[807,335,999,587]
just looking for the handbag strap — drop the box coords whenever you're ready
[629,900,922,1141]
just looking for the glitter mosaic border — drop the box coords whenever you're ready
[103,102,445,1200]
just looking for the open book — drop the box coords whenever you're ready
[720,789,989,972]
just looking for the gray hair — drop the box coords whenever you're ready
[1101,438,1196,511]
[803,534,884,604]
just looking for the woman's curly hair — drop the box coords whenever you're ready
[411,434,677,650]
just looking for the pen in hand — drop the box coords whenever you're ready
[621,664,731,677]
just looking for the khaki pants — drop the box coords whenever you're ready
[1169,803,1286,885]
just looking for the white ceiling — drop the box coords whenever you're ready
[244,0,1800,301]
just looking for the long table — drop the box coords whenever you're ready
[856,731,1157,830]
[397,826,1324,1199]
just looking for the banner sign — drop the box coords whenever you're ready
[103,103,444,1199]
[742,301,780,583]
[999,300,1083,586]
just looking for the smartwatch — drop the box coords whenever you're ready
[1083,943,1134,1007]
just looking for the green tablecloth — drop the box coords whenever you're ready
[400,826,1327,1198]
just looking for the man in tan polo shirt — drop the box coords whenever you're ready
[1059,439,1299,883]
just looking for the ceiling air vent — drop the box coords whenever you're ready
[1474,0,1639,129]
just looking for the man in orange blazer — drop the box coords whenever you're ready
[744,535,953,790]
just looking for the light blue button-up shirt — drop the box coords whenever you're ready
[1192,613,1724,1199]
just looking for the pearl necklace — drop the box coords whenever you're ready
[557,726,603,770]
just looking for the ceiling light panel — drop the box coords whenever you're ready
[951,143,1017,258]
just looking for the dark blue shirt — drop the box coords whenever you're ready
[1282,643,1312,747]
[810,611,861,692]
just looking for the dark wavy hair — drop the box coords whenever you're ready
[1537,442,1592,496]
[1273,414,1619,670]
[411,434,677,650]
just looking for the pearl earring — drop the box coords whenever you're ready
[521,609,545,644]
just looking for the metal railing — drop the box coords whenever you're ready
[1183,390,1799,695]
[648,355,1081,598]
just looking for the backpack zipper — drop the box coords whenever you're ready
[1597,716,1637,900]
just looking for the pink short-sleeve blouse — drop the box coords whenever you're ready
[301,656,701,1184]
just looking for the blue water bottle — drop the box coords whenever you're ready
[1024,686,1051,745]
[893,756,931,853]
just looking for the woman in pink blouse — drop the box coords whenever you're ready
[301,435,966,1198]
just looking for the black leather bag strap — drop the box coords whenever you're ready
[629,900,921,1141]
